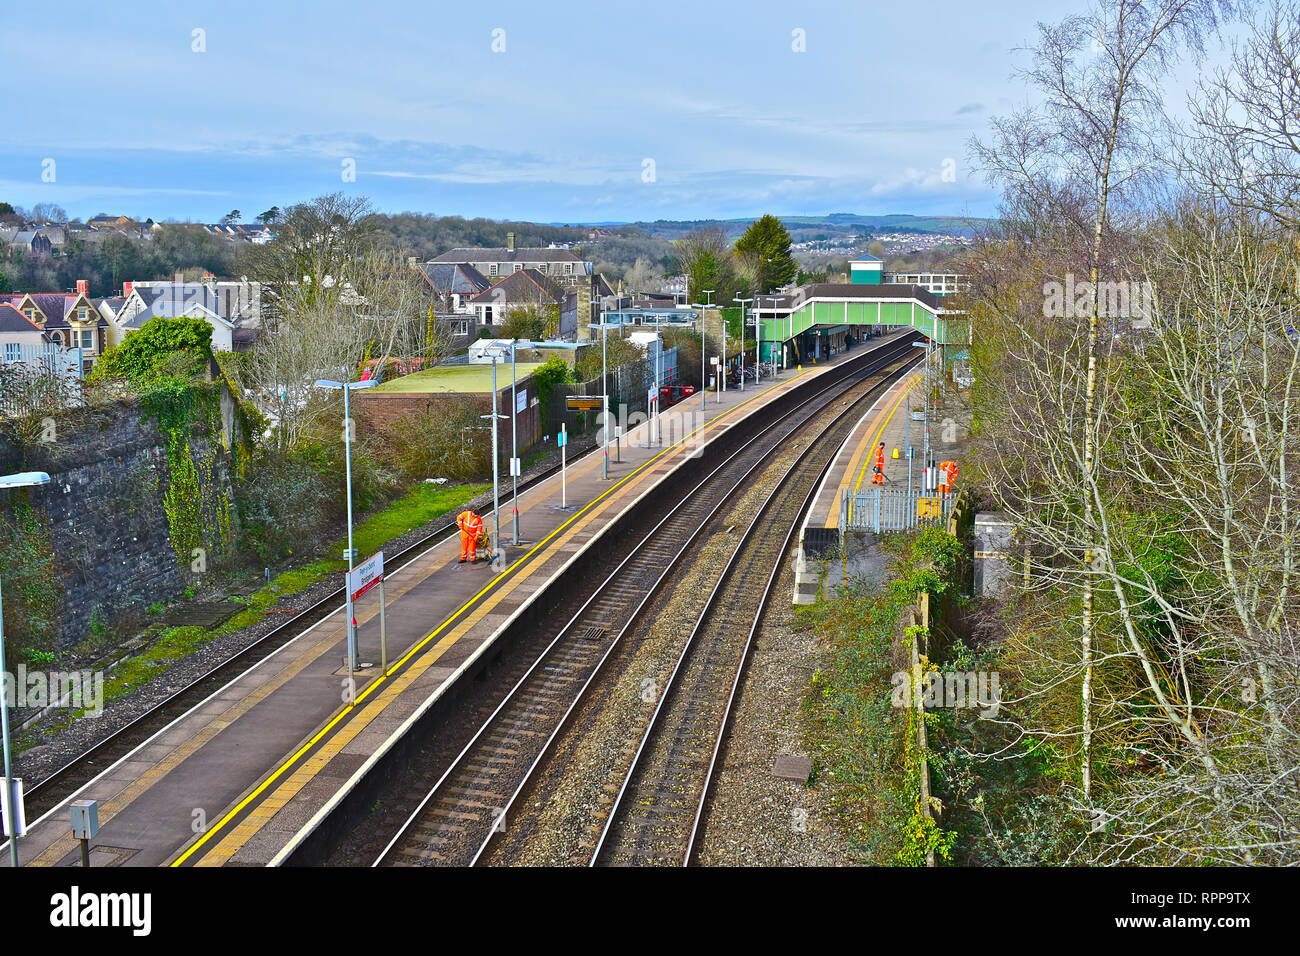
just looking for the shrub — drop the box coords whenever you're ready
[377,396,492,483]
[89,316,214,387]
[235,450,335,563]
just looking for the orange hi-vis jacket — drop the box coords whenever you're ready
[938,460,958,491]
[872,444,886,484]
[456,510,484,560]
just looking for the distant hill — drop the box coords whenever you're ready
[577,214,987,241]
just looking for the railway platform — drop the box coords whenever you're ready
[792,363,969,603]
[3,336,910,868]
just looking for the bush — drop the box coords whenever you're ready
[376,397,491,483]
[531,355,571,425]
[235,450,335,563]
[89,316,214,387]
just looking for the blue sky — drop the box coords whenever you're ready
[0,0,1214,224]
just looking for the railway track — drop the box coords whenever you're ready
[590,387,840,867]
[19,451,578,821]
[373,335,919,867]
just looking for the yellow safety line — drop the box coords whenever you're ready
[853,374,920,492]
[170,368,805,866]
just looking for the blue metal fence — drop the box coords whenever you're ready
[840,488,956,534]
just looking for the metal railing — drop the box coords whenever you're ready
[840,488,956,534]
[0,344,84,417]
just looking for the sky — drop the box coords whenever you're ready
[0,0,1226,225]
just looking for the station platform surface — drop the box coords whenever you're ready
[793,360,970,603]
[4,337,903,868]
[804,368,923,532]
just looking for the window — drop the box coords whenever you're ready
[513,263,523,272]
[482,306,493,323]
[80,329,94,349]
[23,309,34,321]
[489,263,499,276]
[455,320,470,335]
[4,344,19,362]
[78,307,88,321]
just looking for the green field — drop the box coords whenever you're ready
[372,363,546,393]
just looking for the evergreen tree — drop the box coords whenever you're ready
[734,214,797,293]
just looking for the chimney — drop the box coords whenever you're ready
[506,231,516,253]
[76,279,88,297]
[123,281,133,297]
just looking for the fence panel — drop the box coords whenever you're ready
[0,345,84,418]
[841,489,956,534]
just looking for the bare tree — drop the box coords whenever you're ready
[970,0,1230,799]
[248,247,451,449]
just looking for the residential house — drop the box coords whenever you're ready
[427,233,590,280]
[1,281,108,372]
[7,231,53,257]
[428,235,615,341]
[88,214,133,229]
[0,303,47,363]
[467,268,578,338]
[112,276,262,351]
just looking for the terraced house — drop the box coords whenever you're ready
[0,281,107,372]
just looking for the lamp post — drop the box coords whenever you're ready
[478,348,510,555]
[692,289,715,410]
[510,338,520,545]
[314,378,377,675]
[912,340,931,480]
[654,311,663,445]
[601,309,609,479]
[733,297,752,392]
[0,470,51,869]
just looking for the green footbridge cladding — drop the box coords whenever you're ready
[754,282,965,365]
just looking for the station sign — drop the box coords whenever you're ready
[567,396,603,410]
[348,550,384,602]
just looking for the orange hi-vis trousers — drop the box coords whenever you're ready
[456,511,482,562]
[872,448,886,485]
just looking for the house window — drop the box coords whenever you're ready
[51,332,63,345]
[78,307,88,321]
[564,263,573,274]
[23,309,35,321]
[455,320,470,335]
[4,344,19,362]
[513,263,523,272]
[482,306,493,324]
[489,263,499,276]
[80,329,94,349]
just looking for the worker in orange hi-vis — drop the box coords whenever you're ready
[938,460,959,494]
[456,509,483,563]
[872,442,886,486]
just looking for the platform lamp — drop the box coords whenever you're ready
[314,378,377,673]
[691,290,715,409]
[0,470,50,868]
[477,345,511,552]
[732,297,752,391]
[911,340,932,476]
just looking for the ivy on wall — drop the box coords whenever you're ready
[141,379,234,570]
[0,495,61,661]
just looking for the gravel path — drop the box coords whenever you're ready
[695,555,855,865]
